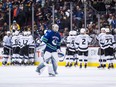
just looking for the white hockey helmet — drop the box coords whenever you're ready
[101,28,106,33]
[27,31,31,35]
[69,31,72,35]
[101,28,105,31]
[23,31,28,36]
[15,31,19,36]
[12,32,15,36]
[6,31,10,34]
[73,31,77,35]
[105,28,110,33]
[52,24,59,32]
[80,28,86,34]
[69,30,77,36]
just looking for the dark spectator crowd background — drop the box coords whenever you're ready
[0,0,116,46]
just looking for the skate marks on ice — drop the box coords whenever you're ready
[0,66,116,87]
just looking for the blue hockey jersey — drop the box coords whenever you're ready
[42,30,61,52]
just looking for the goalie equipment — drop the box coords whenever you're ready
[52,24,59,32]
[57,49,65,62]
[58,52,65,62]
[37,42,46,51]
[58,52,64,58]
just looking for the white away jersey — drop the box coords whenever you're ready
[75,34,92,51]
[66,36,76,49]
[3,35,12,46]
[28,35,34,45]
[19,35,29,47]
[97,33,106,49]
[11,35,20,47]
[102,34,115,49]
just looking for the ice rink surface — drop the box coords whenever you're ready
[0,66,116,87]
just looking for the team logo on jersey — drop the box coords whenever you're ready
[52,36,59,46]
[52,40,57,45]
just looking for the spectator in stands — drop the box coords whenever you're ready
[38,24,45,37]
[24,0,33,25]
[17,4,26,27]
[35,7,43,26]
[60,16,70,33]
[0,0,115,46]
[12,0,20,6]
[10,20,20,32]
[2,4,9,24]
[107,14,113,25]
[0,2,4,11]
[111,16,116,29]
[2,22,9,32]
[3,0,12,10]
[73,5,83,29]
[0,12,4,29]
[0,22,8,42]
[13,5,19,21]
[33,22,40,40]
[91,0,99,11]
[97,0,106,13]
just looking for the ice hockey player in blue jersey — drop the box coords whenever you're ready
[36,24,61,76]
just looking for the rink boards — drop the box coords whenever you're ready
[35,47,116,68]
[0,47,116,67]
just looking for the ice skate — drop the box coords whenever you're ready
[103,64,106,68]
[49,73,55,77]
[65,62,69,67]
[108,64,111,69]
[36,68,41,75]
[80,63,82,68]
[111,63,114,69]
[97,64,103,68]
[84,63,87,68]
[2,61,7,65]
[69,63,73,67]
[74,61,78,67]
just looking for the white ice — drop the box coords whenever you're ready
[0,66,116,87]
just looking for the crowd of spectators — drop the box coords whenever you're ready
[0,0,116,46]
